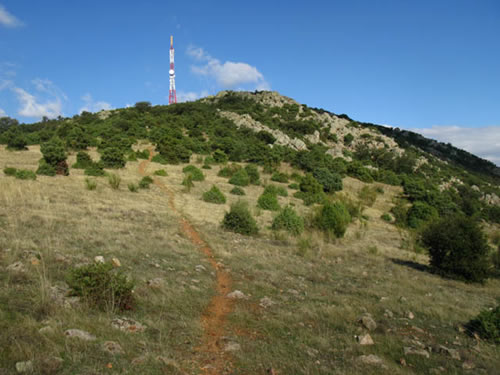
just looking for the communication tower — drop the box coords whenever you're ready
[169,35,177,104]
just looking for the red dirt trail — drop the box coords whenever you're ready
[138,150,234,374]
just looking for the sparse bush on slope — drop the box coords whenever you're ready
[229,168,250,186]
[244,164,260,185]
[421,215,491,283]
[182,165,204,181]
[101,147,126,168]
[314,201,351,238]
[72,151,93,169]
[272,206,304,236]
[38,137,69,176]
[466,304,500,343]
[222,200,258,235]
[230,186,245,195]
[202,185,226,204]
[313,167,343,193]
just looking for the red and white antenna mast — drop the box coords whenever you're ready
[169,35,177,104]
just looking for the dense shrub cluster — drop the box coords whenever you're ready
[229,168,250,186]
[294,173,325,206]
[314,201,351,238]
[222,201,258,235]
[230,186,245,195]
[38,138,69,176]
[72,151,93,169]
[218,163,241,178]
[101,147,126,168]
[202,185,226,204]
[257,190,280,211]
[244,164,260,185]
[271,172,289,183]
[272,206,304,236]
[313,167,343,193]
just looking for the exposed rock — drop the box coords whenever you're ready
[64,329,96,341]
[15,361,33,373]
[259,297,275,308]
[462,360,475,370]
[111,317,146,333]
[94,256,105,264]
[223,341,241,352]
[97,110,112,120]
[195,264,207,272]
[102,341,124,355]
[407,311,415,320]
[404,347,429,358]
[7,261,25,273]
[111,257,121,267]
[357,334,374,345]
[357,354,386,368]
[147,278,164,289]
[226,290,247,299]
[438,345,461,360]
[39,326,55,335]
[359,313,377,331]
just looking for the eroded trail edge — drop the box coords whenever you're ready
[139,151,234,374]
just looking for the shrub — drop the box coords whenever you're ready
[36,160,57,176]
[222,200,259,235]
[230,186,245,195]
[153,169,168,176]
[272,206,304,236]
[229,168,250,186]
[151,154,168,164]
[381,213,392,222]
[136,149,150,159]
[202,164,212,170]
[108,173,121,190]
[3,167,17,176]
[466,304,500,343]
[7,132,27,150]
[101,147,126,168]
[294,173,325,205]
[182,174,194,192]
[421,215,491,283]
[84,162,106,177]
[314,201,351,238]
[213,149,228,164]
[257,192,280,211]
[139,176,153,189]
[407,201,438,228]
[73,151,93,169]
[218,163,242,178]
[66,262,134,311]
[128,183,139,192]
[271,172,289,183]
[85,178,97,190]
[288,183,299,190]
[15,169,36,180]
[127,152,137,161]
[244,164,260,185]
[204,156,216,165]
[182,165,204,181]
[202,185,226,204]
[264,184,287,197]
[40,138,69,175]
[358,186,378,207]
[344,133,354,146]
[313,168,343,192]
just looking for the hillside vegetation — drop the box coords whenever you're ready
[0,91,499,374]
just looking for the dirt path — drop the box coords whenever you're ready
[139,150,234,374]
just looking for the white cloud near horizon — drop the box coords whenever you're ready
[13,87,63,119]
[411,125,500,166]
[0,108,6,117]
[0,5,23,28]
[187,45,270,90]
[79,93,112,113]
[176,90,209,103]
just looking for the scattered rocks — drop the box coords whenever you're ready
[147,278,164,289]
[226,290,247,300]
[407,311,415,320]
[94,256,105,264]
[462,360,475,370]
[64,329,96,341]
[259,297,275,308]
[102,341,124,355]
[111,317,146,333]
[195,264,207,272]
[111,257,121,267]
[438,345,461,360]
[15,360,33,373]
[357,354,387,368]
[7,261,25,273]
[404,347,429,358]
[357,334,374,346]
[359,313,377,331]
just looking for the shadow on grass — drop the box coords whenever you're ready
[390,258,431,273]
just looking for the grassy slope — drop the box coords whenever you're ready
[0,145,499,374]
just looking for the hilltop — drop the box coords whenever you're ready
[0,91,499,374]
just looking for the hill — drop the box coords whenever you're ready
[0,91,499,374]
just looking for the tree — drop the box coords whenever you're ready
[39,137,69,175]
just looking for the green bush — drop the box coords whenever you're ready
[271,172,289,183]
[85,178,97,191]
[6,132,27,150]
[272,206,304,236]
[466,304,500,343]
[128,183,139,192]
[153,169,168,176]
[202,185,227,204]
[66,262,134,311]
[108,173,121,190]
[313,168,343,193]
[36,159,57,176]
[264,184,287,197]
[40,138,69,175]
[421,215,491,283]
[257,192,280,211]
[136,149,150,159]
[230,186,245,195]
[139,176,153,189]
[407,201,438,228]
[381,213,392,222]
[213,149,228,164]
[218,163,242,178]
[294,173,325,205]
[222,200,259,235]
[3,167,17,176]
[151,154,168,164]
[314,201,351,238]
[101,147,126,168]
[73,151,93,169]
[84,162,106,177]
[14,169,36,180]
[288,183,299,190]
[127,152,137,161]
[229,168,250,186]
[344,133,354,146]
[182,165,204,181]
[244,164,260,185]
[182,174,194,192]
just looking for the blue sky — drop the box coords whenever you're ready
[1,1,499,164]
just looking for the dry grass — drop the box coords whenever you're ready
[1,146,499,374]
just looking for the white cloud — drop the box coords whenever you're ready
[32,78,68,100]
[187,45,270,90]
[176,90,209,103]
[13,87,63,119]
[0,108,6,117]
[79,93,112,113]
[0,5,23,28]
[412,125,500,166]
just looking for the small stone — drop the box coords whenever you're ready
[131,356,147,366]
[7,261,25,273]
[359,314,377,331]
[223,341,241,352]
[438,345,461,360]
[226,290,247,299]
[30,257,40,266]
[259,297,275,308]
[357,333,374,345]
[404,347,429,358]
[195,265,206,272]
[102,341,124,355]
[407,311,415,320]
[94,256,105,264]
[111,257,121,267]
[147,278,164,289]
[15,360,33,373]
[64,329,96,341]
[399,296,407,303]
[399,358,407,366]
[39,326,55,335]
[54,253,69,263]
[462,360,475,370]
[357,354,386,368]
[111,317,146,333]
